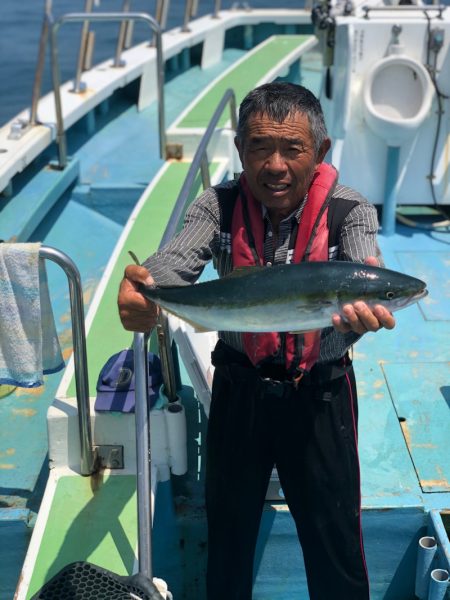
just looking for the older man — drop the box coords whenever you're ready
[118,82,394,600]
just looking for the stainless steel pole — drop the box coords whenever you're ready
[133,332,153,579]
[73,0,95,92]
[39,246,95,475]
[50,12,166,168]
[113,0,131,68]
[49,14,68,169]
[30,10,51,126]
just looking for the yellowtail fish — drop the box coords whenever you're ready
[139,261,427,333]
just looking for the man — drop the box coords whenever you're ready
[118,82,395,600]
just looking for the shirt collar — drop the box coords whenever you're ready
[261,194,307,224]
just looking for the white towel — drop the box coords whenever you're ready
[0,242,64,388]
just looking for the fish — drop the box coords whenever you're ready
[139,261,427,333]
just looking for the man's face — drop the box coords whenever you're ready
[235,111,330,219]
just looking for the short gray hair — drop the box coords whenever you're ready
[236,82,328,157]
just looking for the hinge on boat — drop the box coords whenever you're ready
[93,444,124,469]
[166,143,183,160]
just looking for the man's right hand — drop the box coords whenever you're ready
[118,264,159,332]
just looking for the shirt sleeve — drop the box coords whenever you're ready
[143,187,220,286]
[338,201,384,266]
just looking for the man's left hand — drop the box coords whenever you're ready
[332,256,396,335]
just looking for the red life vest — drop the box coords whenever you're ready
[231,163,338,374]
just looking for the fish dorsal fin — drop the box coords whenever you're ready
[223,266,265,279]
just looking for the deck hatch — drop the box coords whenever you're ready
[382,362,450,493]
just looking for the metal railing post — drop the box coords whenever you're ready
[114,0,132,67]
[49,13,69,169]
[156,0,170,30]
[30,2,53,126]
[73,0,95,92]
[181,0,195,32]
[133,332,153,579]
[213,0,221,19]
[49,12,166,169]
[200,153,211,189]
[159,88,237,248]
[39,246,95,476]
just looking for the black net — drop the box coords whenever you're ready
[31,561,165,600]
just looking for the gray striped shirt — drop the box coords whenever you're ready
[144,179,382,365]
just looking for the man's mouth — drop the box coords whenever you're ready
[264,183,290,192]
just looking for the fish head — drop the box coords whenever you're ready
[361,267,428,312]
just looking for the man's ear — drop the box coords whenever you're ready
[316,137,331,165]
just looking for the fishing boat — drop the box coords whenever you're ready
[1,0,449,597]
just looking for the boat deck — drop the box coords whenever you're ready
[358,226,450,510]
[22,223,449,600]
[2,12,449,599]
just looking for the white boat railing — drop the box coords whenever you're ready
[362,4,448,18]
[49,11,165,168]
[26,0,226,164]
[26,9,165,166]
[74,0,171,89]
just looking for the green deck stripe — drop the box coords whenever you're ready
[179,35,314,129]
[67,163,215,397]
[26,474,137,599]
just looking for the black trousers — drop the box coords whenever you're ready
[205,342,370,600]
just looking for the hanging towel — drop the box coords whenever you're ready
[0,242,64,388]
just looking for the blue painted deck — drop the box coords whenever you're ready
[356,226,450,510]
[1,20,449,596]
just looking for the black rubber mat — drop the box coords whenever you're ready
[31,561,164,599]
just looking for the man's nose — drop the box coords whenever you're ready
[265,151,287,172]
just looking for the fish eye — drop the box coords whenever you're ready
[386,291,395,300]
